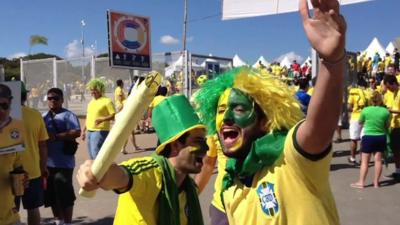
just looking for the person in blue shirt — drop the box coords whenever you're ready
[295,78,311,115]
[42,88,81,225]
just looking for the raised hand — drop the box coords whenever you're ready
[299,0,347,62]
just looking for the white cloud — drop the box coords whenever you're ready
[7,52,27,59]
[275,51,303,63]
[160,35,179,45]
[65,40,95,59]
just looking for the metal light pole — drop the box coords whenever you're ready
[182,0,189,97]
[81,19,86,82]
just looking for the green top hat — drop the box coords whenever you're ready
[152,94,206,154]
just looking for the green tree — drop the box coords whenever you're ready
[29,35,48,55]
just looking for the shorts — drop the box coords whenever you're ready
[361,135,386,153]
[44,167,76,208]
[209,204,229,225]
[15,177,44,210]
[87,130,109,159]
[390,128,400,152]
[349,120,362,140]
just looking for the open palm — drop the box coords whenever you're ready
[300,0,346,62]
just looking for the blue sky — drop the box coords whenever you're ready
[0,0,398,63]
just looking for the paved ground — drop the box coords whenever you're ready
[20,128,400,225]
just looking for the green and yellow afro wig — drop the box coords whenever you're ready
[86,78,106,95]
[194,68,304,135]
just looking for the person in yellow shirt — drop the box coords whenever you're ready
[16,82,49,225]
[384,53,393,73]
[194,3,345,222]
[77,95,207,225]
[82,79,116,159]
[0,84,26,225]
[383,75,400,180]
[114,79,126,112]
[347,86,367,164]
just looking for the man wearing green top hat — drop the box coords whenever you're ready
[77,94,207,225]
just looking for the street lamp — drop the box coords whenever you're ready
[81,19,86,82]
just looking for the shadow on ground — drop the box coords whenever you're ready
[332,150,351,158]
[42,216,114,225]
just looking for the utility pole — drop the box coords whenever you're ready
[182,0,189,97]
[81,19,86,82]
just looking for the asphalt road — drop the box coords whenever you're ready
[20,129,400,225]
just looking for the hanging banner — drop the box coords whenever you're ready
[107,10,151,70]
[222,0,372,20]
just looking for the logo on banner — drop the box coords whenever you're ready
[113,16,148,53]
[257,182,279,217]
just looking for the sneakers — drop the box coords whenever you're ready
[348,157,359,165]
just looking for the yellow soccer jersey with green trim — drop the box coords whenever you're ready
[0,152,22,225]
[223,125,339,225]
[114,157,188,225]
[0,119,24,155]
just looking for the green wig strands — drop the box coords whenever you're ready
[194,68,239,135]
[195,68,303,135]
[86,78,106,94]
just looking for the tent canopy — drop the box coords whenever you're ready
[233,54,247,67]
[364,37,387,59]
[252,56,270,68]
[280,56,291,68]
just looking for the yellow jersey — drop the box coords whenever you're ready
[0,119,24,155]
[86,97,116,131]
[390,90,400,128]
[206,135,228,212]
[114,157,188,225]
[223,125,339,225]
[21,106,49,179]
[348,88,366,120]
[0,152,22,225]
[114,86,126,110]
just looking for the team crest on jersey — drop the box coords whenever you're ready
[257,182,279,216]
[10,129,20,139]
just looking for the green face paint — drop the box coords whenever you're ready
[224,88,256,128]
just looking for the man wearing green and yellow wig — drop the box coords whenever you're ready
[77,95,207,225]
[194,0,346,224]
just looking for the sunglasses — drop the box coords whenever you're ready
[0,102,10,110]
[47,96,61,101]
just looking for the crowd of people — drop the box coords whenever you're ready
[1,0,400,224]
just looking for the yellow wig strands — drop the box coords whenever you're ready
[195,68,303,135]
[86,78,106,95]
[233,69,303,132]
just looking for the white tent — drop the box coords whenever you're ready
[301,56,311,67]
[233,54,247,67]
[252,56,270,68]
[222,0,372,20]
[280,56,291,68]
[364,37,387,59]
[164,55,202,77]
[386,42,396,54]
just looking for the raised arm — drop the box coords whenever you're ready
[297,0,347,154]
